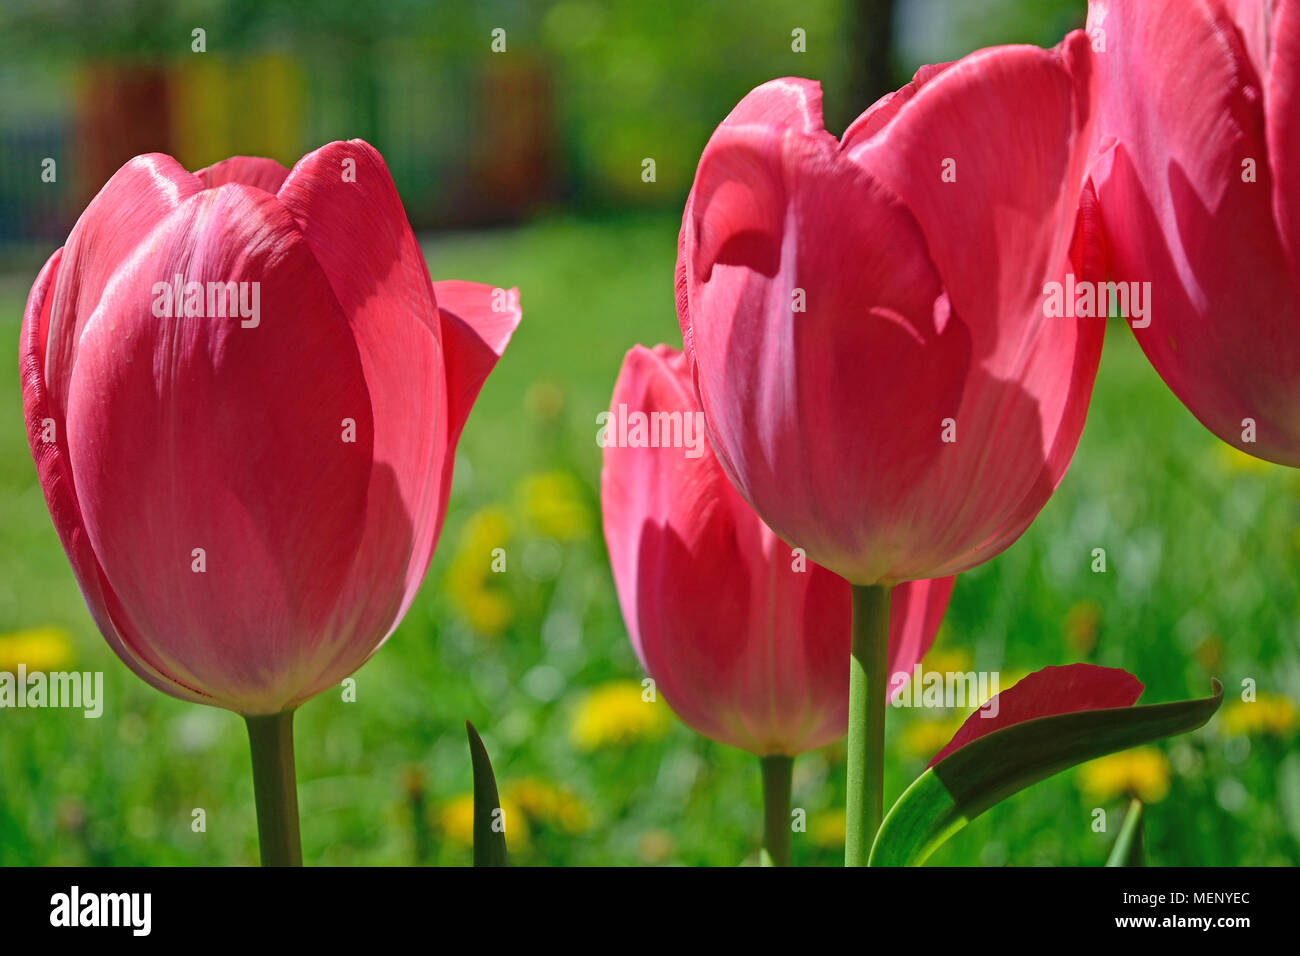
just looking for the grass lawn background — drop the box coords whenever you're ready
[1,211,1296,865]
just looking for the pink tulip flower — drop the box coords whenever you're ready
[1086,0,1300,465]
[601,345,955,756]
[676,34,1104,586]
[21,141,520,715]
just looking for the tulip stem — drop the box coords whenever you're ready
[244,710,303,866]
[846,583,891,866]
[759,754,794,867]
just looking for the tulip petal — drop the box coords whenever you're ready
[1089,0,1300,463]
[717,76,831,137]
[886,575,956,697]
[677,76,832,364]
[846,35,1095,366]
[840,61,954,149]
[22,247,212,705]
[196,155,291,194]
[433,280,522,451]
[937,180,1105,571]
[929,663,1143,767]
[276,139,451,667]
[44,154,203,422]
[432,279,522,566]
[1267,0,1300,274]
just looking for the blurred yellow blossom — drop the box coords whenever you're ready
[1078,747,1171,803]
[0,627,73,672]
[809,809,847,849]
[570,681,669,750]
[458,590,514,637]
[439,793,528,849]
[637,829,675,863]
[983,670,1030,709]
[1220,693,1297,737]
[519,471,591,541]
[525,381,567,425]
[923,647,973,674]
[505,777,591,833]
[1194,634,1225,675]
[445,507,514,636]
[898,715,966,761]
[1216,442,1274,474]
[1063,601,1101,656]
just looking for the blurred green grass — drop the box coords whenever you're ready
[1,211,1297,866]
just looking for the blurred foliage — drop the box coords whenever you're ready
[0,0,852,221]
[897,0,1086,67]
[0,0,1097,246]
[1,210,1297,866]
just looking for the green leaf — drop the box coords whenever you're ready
[466,720,508,867]
[869,679,1222,866]
[1105,798,1145,867]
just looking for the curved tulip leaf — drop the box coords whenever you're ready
[869,677,1222,866]
[466,721,508,867]
[1105,798,1145,867]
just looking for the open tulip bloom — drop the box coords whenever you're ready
[20,140,520,865]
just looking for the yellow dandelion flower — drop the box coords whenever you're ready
[506,777,591,833]
[0,627,74,673]
[519,471,591,541]
[1220,693,1298,737]
[809,809,847,849]
[439,793,528,849]
[570,680,670,751]
[1078,747,1171,803]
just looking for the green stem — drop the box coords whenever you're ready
[760,754,794,867]
[846,583,891,866]
[1105,797,1145,867]
[244,710,303,867]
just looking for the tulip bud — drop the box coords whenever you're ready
[676,38,1104,585]
[20,141,520,714]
